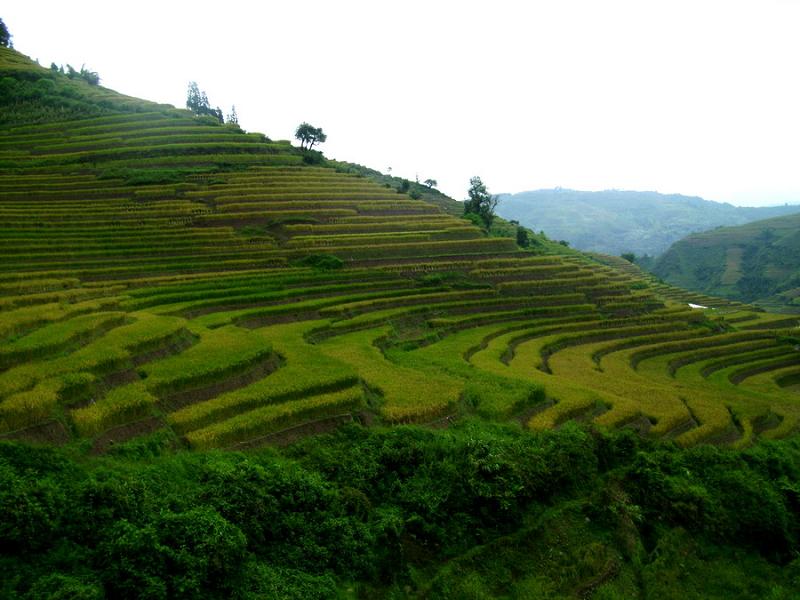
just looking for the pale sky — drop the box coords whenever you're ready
[4,1,800,206]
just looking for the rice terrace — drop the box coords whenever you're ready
[2,7,800,598]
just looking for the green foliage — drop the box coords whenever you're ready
[1,18,11,48]
[463,211,486,229]
[295,122,326,150]
[464,176,499,228]
[516,226,529,247]
[44,63,100,86]
[99,507,248,599]
[294,253,344,270]
[23,575,103,599]
[78,65,99,86]
[185,81,223,123]
[300,148,324,164]
[1,427,800,597]
[653,212,800,309]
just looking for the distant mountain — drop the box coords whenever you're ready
[652,212,800,311]
[496,189,800,257]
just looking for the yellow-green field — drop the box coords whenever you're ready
[1,46,798,451]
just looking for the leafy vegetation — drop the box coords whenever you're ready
[0,17,10,48]
[464,176,499,228]
[185,81,223,123]
[2,424,800,598]
[295,122,327,150]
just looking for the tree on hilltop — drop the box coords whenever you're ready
[295,122,327,150]
[186,81,208,113]
[464,176,499,228]
[423,178,438,189]
[79,65,100,85]
[47,62,99,85]
[186,81,223,123]
[226,105,239,125]
[0,18,11,48]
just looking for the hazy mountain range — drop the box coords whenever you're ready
[496,189,800,257]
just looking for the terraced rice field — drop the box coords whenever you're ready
[1,47,798,451]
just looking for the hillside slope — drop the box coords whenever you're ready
[3,43,800,599]
[653,212,800,312]
[496,188,800,256]
[0,46,798,455]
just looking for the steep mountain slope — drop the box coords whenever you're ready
[3,43,800,599]
[653,212,800,312]
[1,46,798,455]
[496,188,800,256]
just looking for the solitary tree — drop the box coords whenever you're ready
[295,122,327,150]
[0,18,11,48]
[423,178,438,189]
[464,176,499,228]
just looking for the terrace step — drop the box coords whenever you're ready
[158,353,282,412]
[0,419,71,445]
[227,412,355,450]
[89,416,168,455]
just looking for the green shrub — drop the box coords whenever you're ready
[294,254,343,270]
[99,507,248,599]
[24,574,102,600]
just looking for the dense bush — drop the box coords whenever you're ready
[1,424,798,597]
[294,253,344,270]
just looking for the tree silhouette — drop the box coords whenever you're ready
[0,18,11,48]
[295,122,327,150]
[186,82,223,123]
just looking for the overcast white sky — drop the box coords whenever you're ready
[4,1,800,206]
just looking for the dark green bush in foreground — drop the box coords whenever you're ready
[1,423,799,598]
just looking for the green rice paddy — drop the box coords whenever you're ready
[1,46,797,452]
